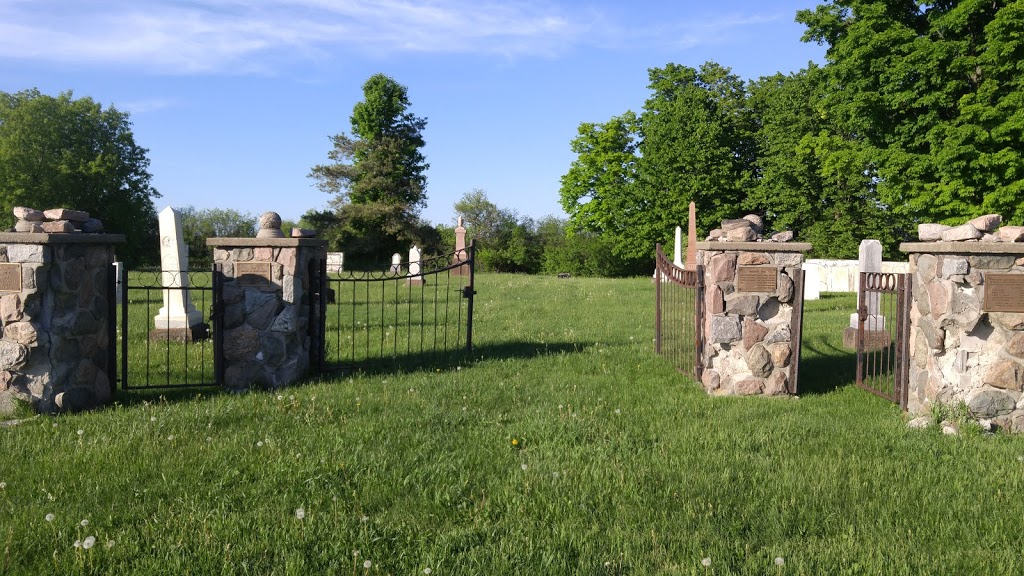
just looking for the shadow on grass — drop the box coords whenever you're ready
[797,334,858,395]
[113,340,588,407]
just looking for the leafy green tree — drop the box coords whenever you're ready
[309,73,428,211]
[308,74,430,265]
[0,89,160,265]
[560,62,757,260]
[179,206,257,268]
[798,0,1024,226]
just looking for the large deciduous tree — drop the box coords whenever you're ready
[308,74,432,267]
[798,0,1024,226]
[0,89,160,265]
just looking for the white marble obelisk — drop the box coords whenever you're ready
[154,206,203,331]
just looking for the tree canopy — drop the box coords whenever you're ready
[308,74,434,267]
[0,89,160,264]
[560,1,1023,259]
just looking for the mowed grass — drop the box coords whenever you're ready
[2,274,1024,575]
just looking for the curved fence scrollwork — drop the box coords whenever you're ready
[654,244,703,380]
[315,243,476,374]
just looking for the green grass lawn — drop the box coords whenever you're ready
[2,274,1023,575]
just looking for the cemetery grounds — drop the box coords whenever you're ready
[1,273,1023,574]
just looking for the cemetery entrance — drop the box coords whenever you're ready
[313,244,476,374]
[654,244,703,379]
[854,271,911,409]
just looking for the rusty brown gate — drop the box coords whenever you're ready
[855,271,912,409]
[654,244,703,380]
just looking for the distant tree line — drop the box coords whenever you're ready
[560,0,1024,259]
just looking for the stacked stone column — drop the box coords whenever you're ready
[698,241,812,396]
[207,238,326,390]
[902,242,1024,429]
[0,233,124,414]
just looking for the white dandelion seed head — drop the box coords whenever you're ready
[363,560,372,569]
[521,463,528,471]
[424,568,432,575]
[150,416,156,422]
[80,519,89,527]
[701,557,712,567]
[361,515,369,522]
[257,441,264,447]
[775,557,785,566]
[166,435,174,441]
[77,429,84,435]
[0,481,6,489]
[206,437,212,442]
[73,540,81,548]
[45,513,55,522]
[295,508,305,520]
[277,395,283,400]
[289,395,294,401]
[614,409,621,415]
[83,536,96,549]
[106,540,115,549]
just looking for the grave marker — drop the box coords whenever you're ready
[152,207,206,341]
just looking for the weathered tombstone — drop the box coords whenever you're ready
[802,262,821,300]
[326,252,344,274]
[451,216,469,275]
[843,239,885,348]
[407,246,424,285]
[673,226,684,268]
[389,253,402,275]
[685,201,697,270]
[152,207,206,341]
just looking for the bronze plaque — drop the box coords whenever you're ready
[736,266,778,292]
[0,264,21,292]
[984,273,1024,312]
[235,262,273,287]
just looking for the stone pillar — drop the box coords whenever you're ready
[698,241,812,396]
[902,242,1024,429]
[0,232,124,414]
[207,237,326,390]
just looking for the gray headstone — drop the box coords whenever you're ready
[850,239,884,329]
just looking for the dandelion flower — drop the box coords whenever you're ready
[511,438,518,446]
[83,536,96,549]
[775,557,785,566]
[295,508,305,520]
[80,519,89,527]
[363,560,372,569]
[45,513,55,522]
[701,557,712,567]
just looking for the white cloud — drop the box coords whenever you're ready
[0,1,786,74]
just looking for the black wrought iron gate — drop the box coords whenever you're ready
[313,243,476,374]
[116,267,223,390]
[654,244,703,380]
[855,271,911,409]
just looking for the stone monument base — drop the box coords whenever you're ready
[842,327,891,351]
[149,323,209,343]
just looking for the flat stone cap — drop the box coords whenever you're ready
[207,237,327,248]
[900,242,1024,255]
[0,232,125,244]
[696,241,812,253]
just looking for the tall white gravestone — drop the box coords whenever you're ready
[850,239,884,330]
[153,207,204,336]
[407,245,424,285]
[673,226,684,268]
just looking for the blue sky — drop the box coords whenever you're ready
[0,0,825,227]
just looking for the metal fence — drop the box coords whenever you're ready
[654,244,703,380]
[855,271,911,409]
[316,244,475,374]
[116,268,222,390]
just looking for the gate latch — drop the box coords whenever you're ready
[462,286,476,298]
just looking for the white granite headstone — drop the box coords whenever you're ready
[389,253,402,274]
[802,262,820,301]
[673,226,684,268]
[407,246,424,285]
[850,239,884,330]
[154,206,203,330]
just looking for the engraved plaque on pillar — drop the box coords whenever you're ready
[736,266,777,292]
[983,273,1024,312]
[0,263,21,292]
[236,262,273,287]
